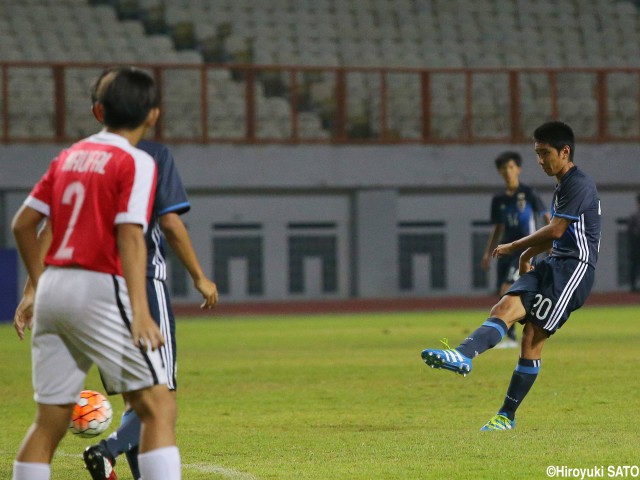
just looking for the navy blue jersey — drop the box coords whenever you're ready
[550,166,601,268]
[138,141,190,280]
[490,183,548,244]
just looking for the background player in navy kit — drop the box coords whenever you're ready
[421,121,601,431]
[481,151,550,348]
[83,69,219,480]
[83,142,218,479]
[83,139,218,480]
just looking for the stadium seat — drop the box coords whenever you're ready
[3,0,640,141]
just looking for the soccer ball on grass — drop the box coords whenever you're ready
[69,390,113,438]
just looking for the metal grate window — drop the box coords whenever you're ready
[212,223,263,296]
[398,221,446,291]
[288,235,337,294]
[287,222,338,295]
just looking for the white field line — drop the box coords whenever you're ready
[183,462,258,479]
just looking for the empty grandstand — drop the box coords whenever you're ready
[2,0,640,142]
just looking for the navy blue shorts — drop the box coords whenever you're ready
[147,278,177,390]
[497,254,520,289]
[505,256,595,335]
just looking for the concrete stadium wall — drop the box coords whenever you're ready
[1,142,638,303]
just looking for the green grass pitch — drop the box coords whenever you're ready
[1,305,638,479]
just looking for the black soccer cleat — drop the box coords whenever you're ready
[83,440,117,480]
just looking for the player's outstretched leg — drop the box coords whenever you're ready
[494,324,519,349]
[421,317,508,376]
[84,408,141,480]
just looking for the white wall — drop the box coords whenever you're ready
[1,143,637,302]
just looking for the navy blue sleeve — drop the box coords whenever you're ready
[153,146,190,216]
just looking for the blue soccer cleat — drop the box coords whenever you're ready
[480,413,515,431]
[421,339,472,377]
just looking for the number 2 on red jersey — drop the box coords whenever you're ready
[54,181,86,260]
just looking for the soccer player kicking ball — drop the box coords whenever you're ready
[421,121,601,431]
[11,67,181,480]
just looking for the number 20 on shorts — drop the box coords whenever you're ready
[530,294,553,320]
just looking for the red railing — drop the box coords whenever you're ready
[1,62,640,144]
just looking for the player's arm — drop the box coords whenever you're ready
[492,216,570,258]
[11,206,46,340]
[538,211,553,256]
[517,211,552,274]
[13,220,52,339]
[117,223,164,351]
[160,212,218,309]
[518,241,554,275]
[481,223,504,271]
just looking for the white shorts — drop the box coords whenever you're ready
[32,267,167,405]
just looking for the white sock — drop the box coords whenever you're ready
[13,461,50,480]
[138,446,181,480]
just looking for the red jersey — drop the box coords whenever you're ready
[25,131,157,276]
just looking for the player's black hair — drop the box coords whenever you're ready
[91,66,160,130]
[533,121,575,161]
[494,151,522,169]
[636,193,640,204]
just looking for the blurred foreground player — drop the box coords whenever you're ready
[82,68,219,480]
[13,67,219,480]
[481,151,550,348]
[11,67,181,479]
[421,121,601,430]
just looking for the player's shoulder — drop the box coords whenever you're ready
[557,167,598,208]
[564,165,597,191]
[137,140,174,166]
[575,165,596,184]
[121,142,156,173]
[80,131,155,165]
